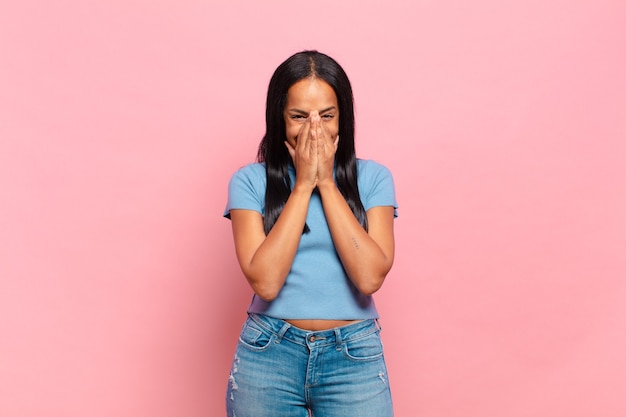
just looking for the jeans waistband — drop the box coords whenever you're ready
[248,313,381,347]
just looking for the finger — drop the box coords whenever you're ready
[309,112,320,141]
[297,117,311,151]
[318,118,332,143]
[317,122,334,152]
[317,130,334,164]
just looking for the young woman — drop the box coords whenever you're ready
[224,50,397,417]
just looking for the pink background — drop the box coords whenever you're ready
[1,1,625,416]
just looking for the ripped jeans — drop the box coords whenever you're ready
[226,313,394,417]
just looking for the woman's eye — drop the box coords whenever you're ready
[291,115,306,120]
[321,114,335,120]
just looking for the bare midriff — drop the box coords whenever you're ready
[285,319,361,331]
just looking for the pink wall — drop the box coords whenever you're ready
[1,1,625,416]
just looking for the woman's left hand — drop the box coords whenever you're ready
[314,115,338,187]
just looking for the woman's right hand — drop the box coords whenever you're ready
[285,111,321,192]
[235,114,324,302]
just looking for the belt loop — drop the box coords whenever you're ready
[334,328,343,348]
[375,318,382,331]
[276,322,291,343]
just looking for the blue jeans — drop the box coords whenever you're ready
[226,313,394,417]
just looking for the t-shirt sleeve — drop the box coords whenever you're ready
[223,165,265,218]
[360,161,398,217]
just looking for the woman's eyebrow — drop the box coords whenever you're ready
[287,106,337,115]
[287,108,309,115]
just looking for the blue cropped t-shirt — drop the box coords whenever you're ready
[224,159,398,320]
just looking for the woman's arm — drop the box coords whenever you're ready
[230,116,319,302]
[229,184,312,302]
[317,181,395,295]
[313,113,395,295]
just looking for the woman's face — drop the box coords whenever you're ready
[283,77,339,149]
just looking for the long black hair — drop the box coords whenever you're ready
[257,50,367,234]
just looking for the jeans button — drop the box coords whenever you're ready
[309,335,316,342]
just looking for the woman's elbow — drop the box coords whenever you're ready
[247,274,284,302]
[254,288,280,302]
[354,261,393,295]
[354,273,387,296]
[358,284,381,297]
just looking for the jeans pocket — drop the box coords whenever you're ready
[238,318,274,351]
[344,332,384,361]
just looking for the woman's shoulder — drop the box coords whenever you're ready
[231,162,266,179]
[228,162,266,194]
[356,159,393,178]
[356,159,397,214]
